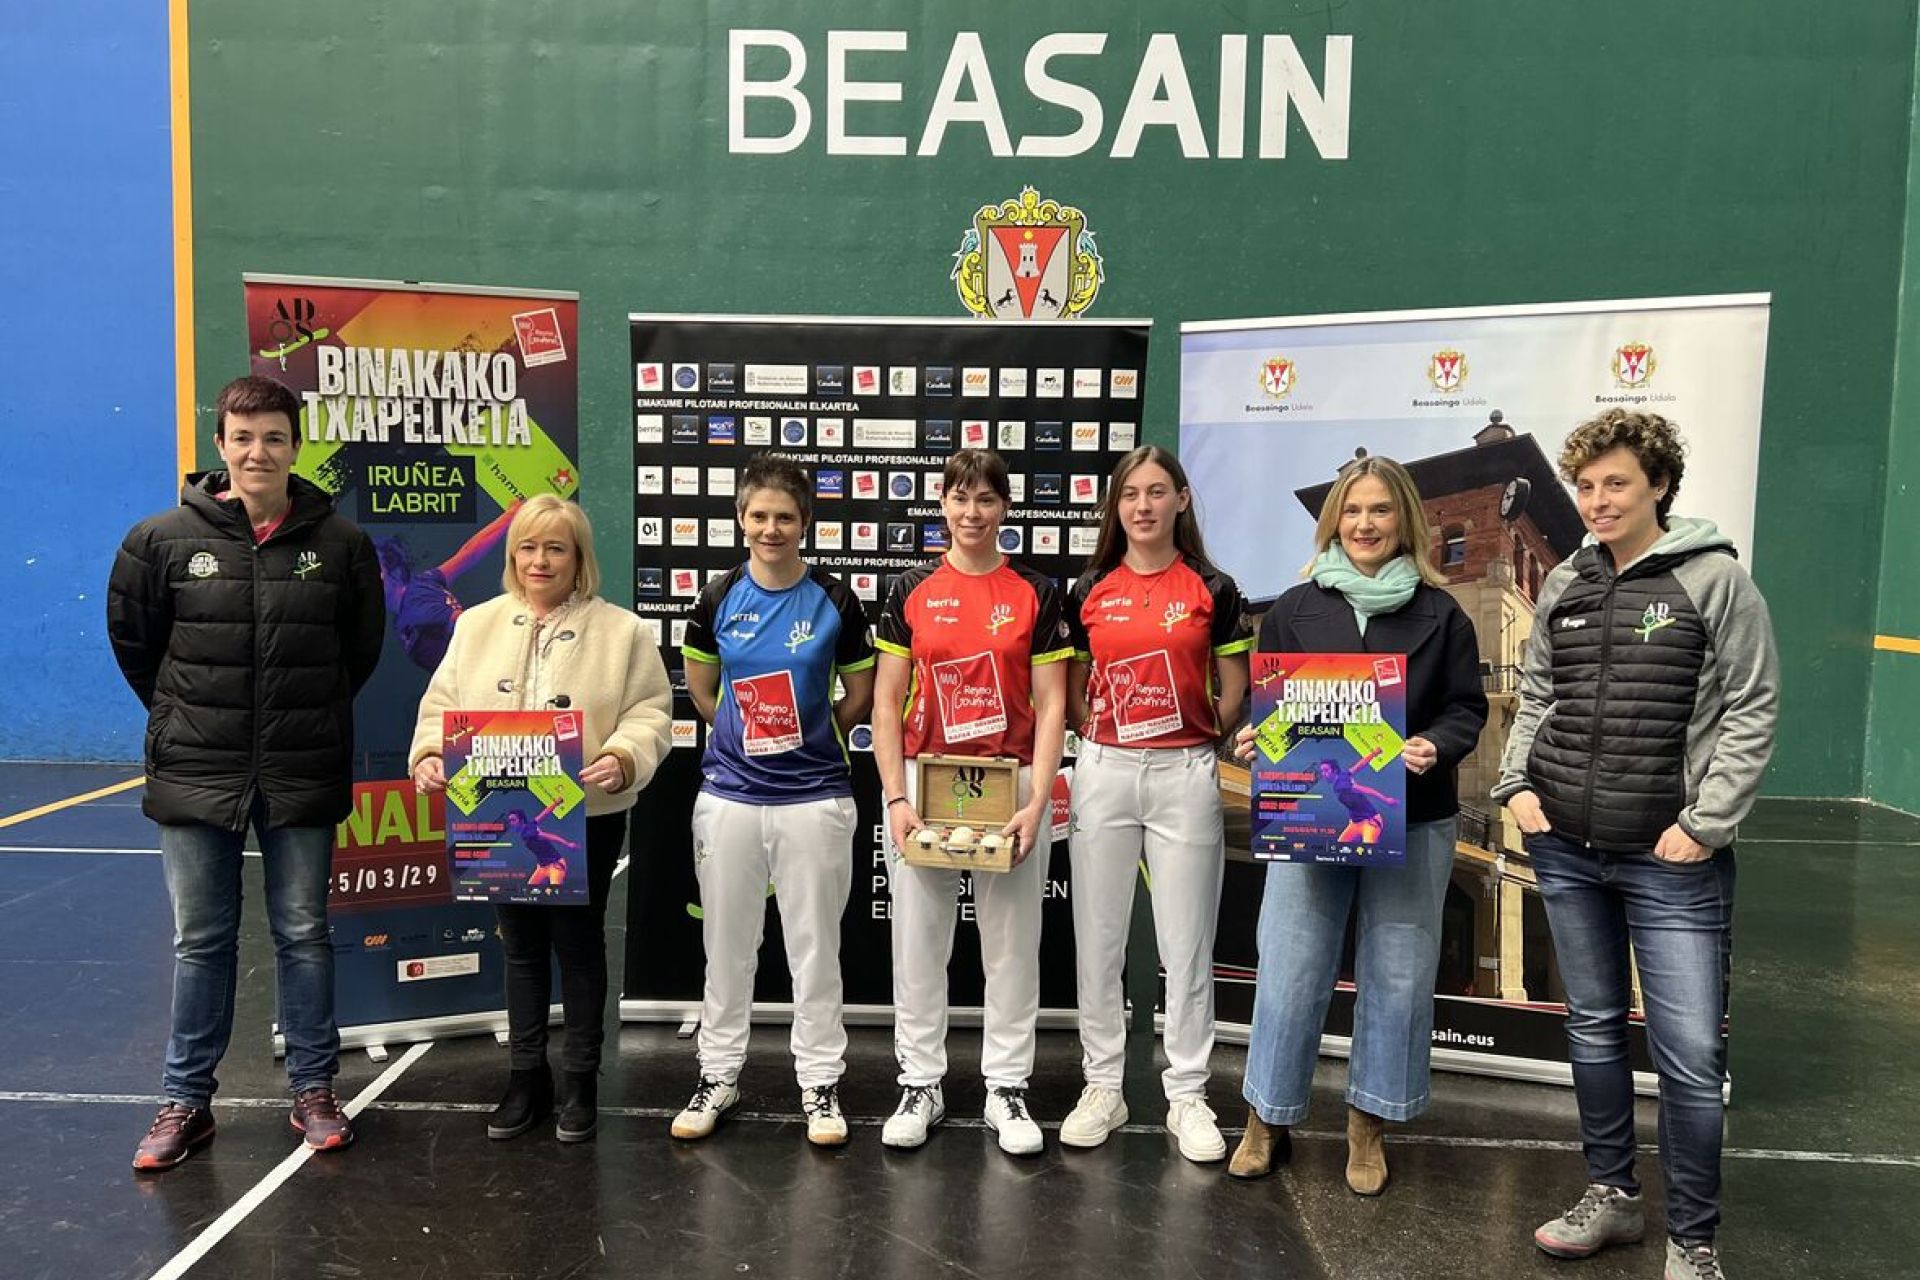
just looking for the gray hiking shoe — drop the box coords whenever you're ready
[1533,1183,1646,1258]
[1666,1238,1727,1279]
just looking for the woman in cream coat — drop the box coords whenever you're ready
[411,496,671,1143]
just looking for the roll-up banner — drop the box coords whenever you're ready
[244,274,580,1049]
[622,315,1151,1027]
[1180,294,1770,1092]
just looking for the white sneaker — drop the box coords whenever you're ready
[669,1076,739,1140]
[1059,1084,1129,1149]
[983,1086,1044,1156]
[802,1083,848,1147]
[1165,1096,1226,1163]
[880,1084,945,1149]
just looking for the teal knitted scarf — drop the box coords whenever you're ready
[1309,545,1420,635]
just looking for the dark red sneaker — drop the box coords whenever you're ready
[132,1102,216,1171]
[289,1087,355,1152]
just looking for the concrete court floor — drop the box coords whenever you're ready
[0,762,1914,1279]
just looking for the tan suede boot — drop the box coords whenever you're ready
[1227,1108,1290,1179]
[1345,1105,1388,1195]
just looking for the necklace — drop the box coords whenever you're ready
[1128,555,1179,605]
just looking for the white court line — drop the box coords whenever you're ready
[142,1041,433,1280]
[0,845,166,855]
[0,848,643,863]
[0,844,280,867]
[4,1086,1915,1172]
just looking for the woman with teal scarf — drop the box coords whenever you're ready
[1225,457,1487,1194]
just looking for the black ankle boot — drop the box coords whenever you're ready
[487,1065,553,1141]
[556,1070,598,1143]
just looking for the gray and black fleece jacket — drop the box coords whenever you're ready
[1492,518,1779,852]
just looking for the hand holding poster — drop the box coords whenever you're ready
[1249,653,1407,866]
[444,710,588,904]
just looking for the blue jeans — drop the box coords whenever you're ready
[1528,831,1734,1243]
[1242,817,1455,1124]
[158,795,339,1106]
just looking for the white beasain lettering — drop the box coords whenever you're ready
[728,30,1352,160]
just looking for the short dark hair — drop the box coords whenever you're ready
[736,453,813,522]
[942,448,1011,504]
[1559,409,1687,522]
[214,375,301,438]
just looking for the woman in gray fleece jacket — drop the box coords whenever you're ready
[1493,410,1778,1280]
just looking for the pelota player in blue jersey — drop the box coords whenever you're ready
[670,454,877,1147]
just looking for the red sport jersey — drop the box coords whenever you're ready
[877,558,1071,763]
[1067,558,1253,748]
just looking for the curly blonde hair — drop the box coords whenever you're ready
[1559,409,1686,522]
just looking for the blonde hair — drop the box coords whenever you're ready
[501,495,601,600]
[1303,456,1447,587]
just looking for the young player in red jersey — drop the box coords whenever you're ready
[872,449,1070,1157]
[1058,446,1252,1162]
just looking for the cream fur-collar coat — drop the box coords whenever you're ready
[409,594,673,816]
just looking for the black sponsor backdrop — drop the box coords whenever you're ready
[623,317,1150,1015]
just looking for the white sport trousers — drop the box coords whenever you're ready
[890,764,1050,1090]
[1069,740,1224,1100]
[691,792,856,1088]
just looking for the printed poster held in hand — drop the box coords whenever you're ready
[1249,653,1408,867]
[443,710,588,905]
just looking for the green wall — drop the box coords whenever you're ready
[1867,18,1920,814]
[190,1,1920,799]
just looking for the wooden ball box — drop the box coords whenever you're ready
[904,754,1021,873]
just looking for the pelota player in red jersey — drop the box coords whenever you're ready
[871,449,1071,1158]
[1058,446,1252,1163]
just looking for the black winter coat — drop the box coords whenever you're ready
[1256,582,1489,823]
[107,473,385,831]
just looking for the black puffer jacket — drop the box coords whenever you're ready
[1257,581,1489,823]
[1493,519,1780,851]
[107,473,385,831]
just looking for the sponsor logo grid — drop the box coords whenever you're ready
[631,321,1149,683]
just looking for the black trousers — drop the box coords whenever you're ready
[495,812,625,1073]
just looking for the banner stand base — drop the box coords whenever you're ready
[273,1004,566,1058]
